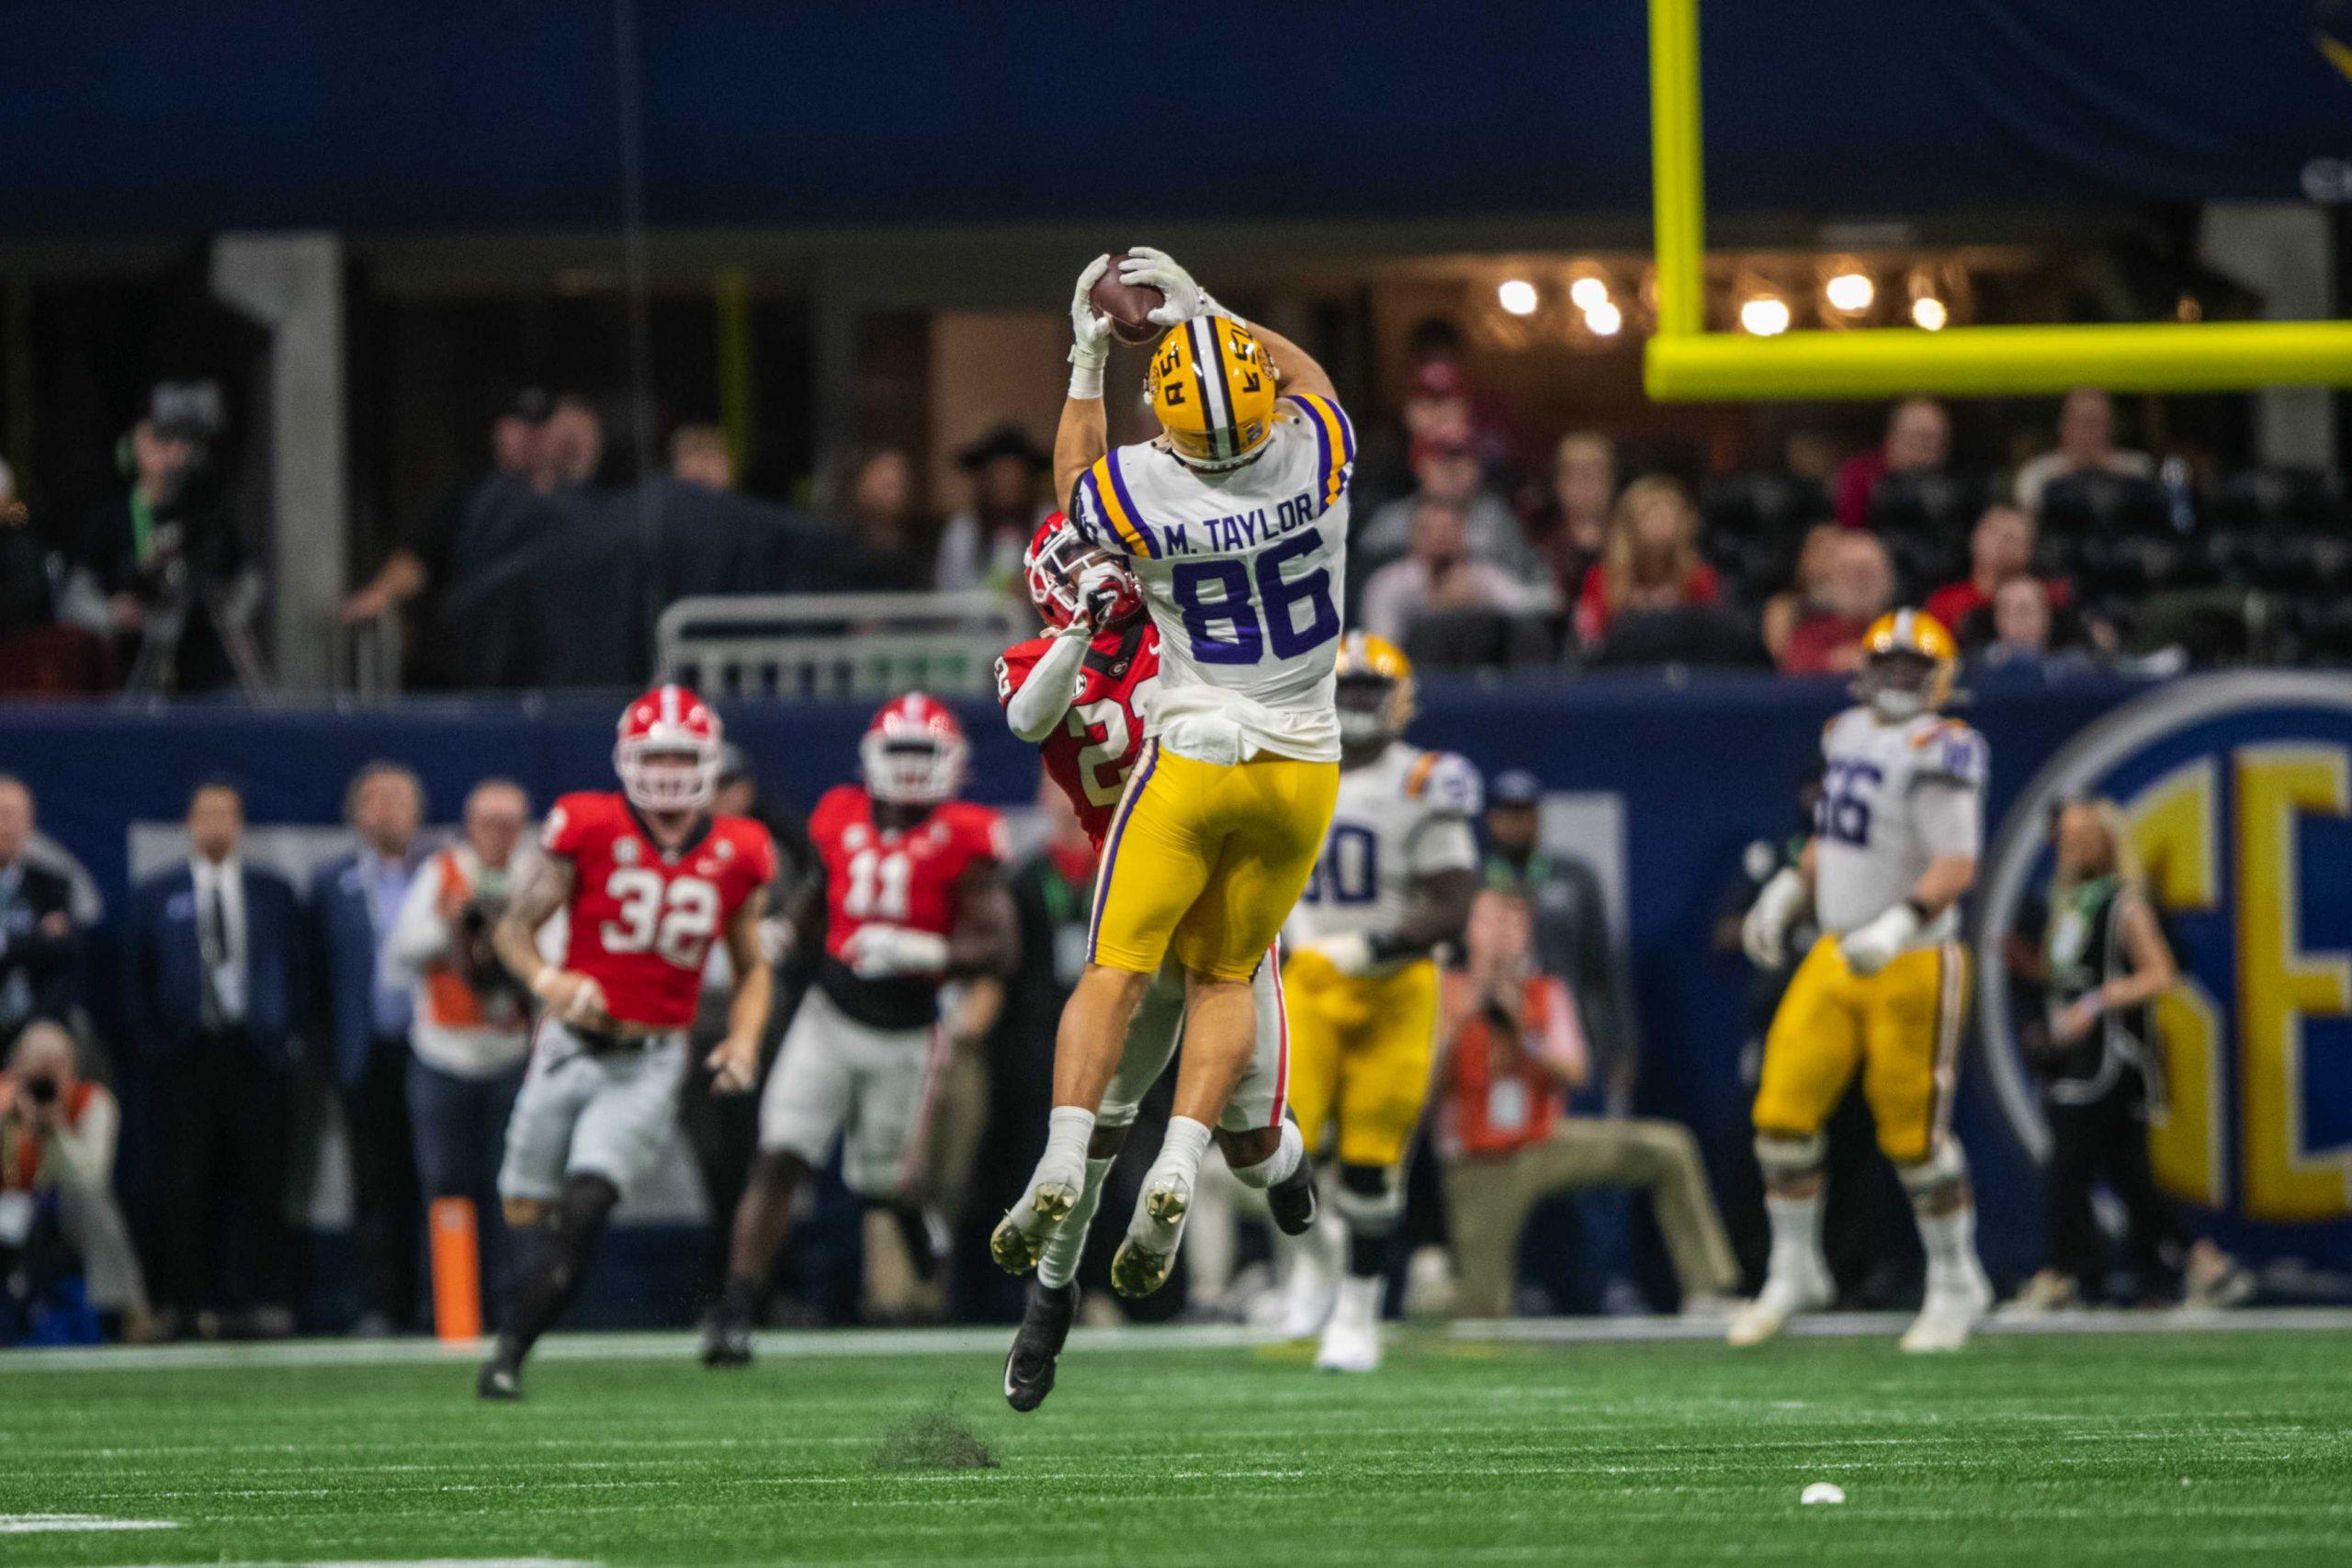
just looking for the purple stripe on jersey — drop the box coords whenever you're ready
[1087,739,1159,963]
[1290,395,1335,513]
[1076,469,1123,556]
[1105,449,1157,559]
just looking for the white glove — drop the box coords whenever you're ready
[844,923,952,979]
[1120,246,1214,326]
[1741,867,1808,971]
[1306,931,1383,977]
[1838,904,1923,978]
[1073,557,1134,632]
[1069,254,1114,399]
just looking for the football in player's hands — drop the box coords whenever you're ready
[1091,254,1166,345]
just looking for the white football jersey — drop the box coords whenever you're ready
[1814,706,1988,943]
[1069,392,1354,764]
[1287,742,1482,969]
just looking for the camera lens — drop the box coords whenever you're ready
[24,1077,58,1104]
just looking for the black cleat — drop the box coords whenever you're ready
[1267,1158,1319,1236]
[701,1283,756,1369]
[476,1357,524,1402]
[1002,1279,1079,1413]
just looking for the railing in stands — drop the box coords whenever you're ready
[655,592,1026,701]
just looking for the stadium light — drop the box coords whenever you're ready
[1642,0,2352,398]
[1825,272,1874,313]
[1910,295,1949,332]
[1570,276,1611,311]
[1585,300,1624,337]
[1739,296,1792,336]
[1498,279,1540,317]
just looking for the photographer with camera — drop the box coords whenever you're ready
[0,1021,155,1343]
[71,381,263,695]
[384,779,537,1319]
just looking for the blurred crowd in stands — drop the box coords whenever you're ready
[0,326,2344,696]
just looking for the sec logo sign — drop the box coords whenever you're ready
[1978,672,2352,1224]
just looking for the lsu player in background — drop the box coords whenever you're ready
[991,514,1317,1410]
[993,247,1351,1301]
[1281,634,1479,1371]
[701,694,1015,1366]
[1738,611,1995,1352]
[481,687,776,1399]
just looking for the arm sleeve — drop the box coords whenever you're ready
[539,795,593,859]
[47,1089,118,1192]
[1912,778,1984,859]
[384,858,447,976]
[1407,817,1481,877]
[1002,635,1087,744]
[1405,755,1485,874]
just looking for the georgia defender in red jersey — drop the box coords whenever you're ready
[477,685,777,1400]
[700,692,1017,1367]
[990,515,1316,1413]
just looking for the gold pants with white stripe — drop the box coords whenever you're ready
[1752,934,1969,1166]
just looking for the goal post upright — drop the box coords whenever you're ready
[1640,0,2352,401]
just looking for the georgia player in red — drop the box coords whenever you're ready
[700,693,1017,1367]
[477,685,776,1399]
[990,515,1316,1413]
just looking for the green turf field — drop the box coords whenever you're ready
[3,1324,2349,1566]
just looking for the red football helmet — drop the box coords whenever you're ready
[1023,512,1142,632]
[861,692,967,807]
[615,684,724,814]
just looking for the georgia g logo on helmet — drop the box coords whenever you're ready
[1023,513,1142,632]
[1855,609,1959,722]
[615,684,724,814]
[862,692,969,807]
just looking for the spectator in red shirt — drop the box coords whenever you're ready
[1778,530,1894,675]
[1833,398,1951,530]
[1760,521,1845,667]
[1574,476,1723,648]
[1924,503,2071,640]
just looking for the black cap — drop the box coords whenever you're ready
[1490,770,1544,807]
[956,423,1050,472]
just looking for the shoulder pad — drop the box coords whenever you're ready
[1407,750,1483,817]
[1913,720,1988,787]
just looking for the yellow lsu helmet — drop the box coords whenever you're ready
[1859,608,1957,718]
[1333,630,1417,746]
[1147,316,1277,470]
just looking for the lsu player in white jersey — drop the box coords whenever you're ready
[1281,633,1479,1371]
[1737,610,1995,1352]
[993,247,1351,1300]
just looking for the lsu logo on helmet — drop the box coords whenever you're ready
[1858,608,1958,719]
[1332,630,1418,746]
[1147,316,1277,470]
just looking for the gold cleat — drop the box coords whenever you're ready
[989,1182,1075,1276]
[1109,1183,1189,1298]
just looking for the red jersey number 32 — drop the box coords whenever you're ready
[600,868,721,968]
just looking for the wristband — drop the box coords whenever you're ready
[1068,343,1105,400]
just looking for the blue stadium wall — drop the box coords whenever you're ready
[6,670,2350,1311]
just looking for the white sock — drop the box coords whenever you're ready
[1227,1120,1303,1190]
[1036,1156,1114,1290]
[1916,1202,1982,1292]
[1149,1115,1214,1189]
[1035,1105,1096,1190]
[1764,1191,1826,1280]
[1332,1272,1382,1324]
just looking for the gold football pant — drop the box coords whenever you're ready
[1282,953,1442,1169]
[1753,934,1970,1166]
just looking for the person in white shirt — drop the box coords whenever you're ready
[1358,497,1546,649]
[2013,388,2153,513]
[384,779,539,1310]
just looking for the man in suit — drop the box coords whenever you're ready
[126,780,305,1337]
[0,776,82,1050]
[311,762,427,1336]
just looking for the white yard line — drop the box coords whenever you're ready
[0,1513,179,1533]
[0,1306,2346,1376]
